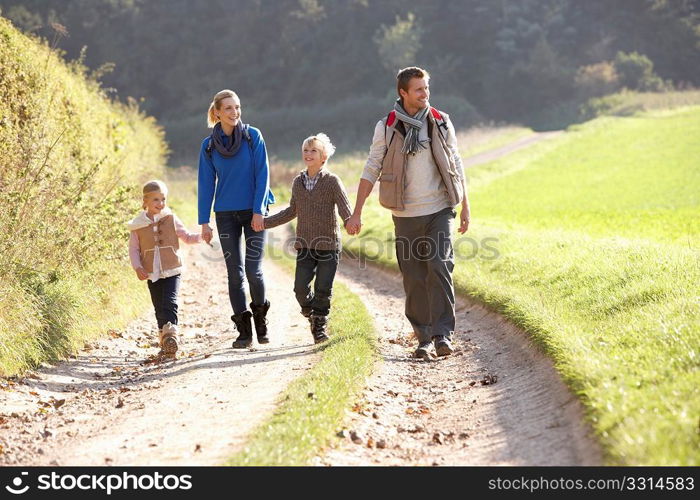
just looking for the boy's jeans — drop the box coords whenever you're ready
[215,209,266,315]
[294,248,339,317]
[147,274,181,329]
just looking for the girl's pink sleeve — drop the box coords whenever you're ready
[129,232,143,269]
[174,215,202,244]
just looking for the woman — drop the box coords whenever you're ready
[198,89,275,348]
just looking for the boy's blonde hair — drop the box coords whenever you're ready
[207,89,239,128]
[302,133,336,163]
[142,180,168,209]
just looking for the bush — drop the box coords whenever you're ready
[574,61,621,99]
[614,51,667,92]
[0,17,168,375]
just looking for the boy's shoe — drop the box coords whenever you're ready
[414,340,433,359]
[434,336,454,357]
[231,311,253,348]
[160,322,179,358]
[310,314,329,344]
[250,300,271,344]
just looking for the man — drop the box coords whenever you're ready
[346,66,470,358]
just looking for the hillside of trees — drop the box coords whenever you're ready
[2,0,698,163]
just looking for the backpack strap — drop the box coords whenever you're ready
[205,137,214,160]
[384,110,397,146]
[430,107,449,140]
[243,124,254,156]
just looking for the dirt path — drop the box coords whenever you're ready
[0,231,316,466]
[320,257,602,466]
[1,132,597,466]
[462,131,563,168]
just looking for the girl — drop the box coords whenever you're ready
[264,133,352,343]
[128,180,202,358]
[198,89,275,348]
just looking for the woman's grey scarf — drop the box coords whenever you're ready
[211,121,244,157]
[393,99,430,155]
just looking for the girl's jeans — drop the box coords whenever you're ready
[147,274,181,329]
[294,248,339,317]
[215,209,267,315]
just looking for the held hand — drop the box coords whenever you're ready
[201,224,213,244]
[135,267,148,280]
[251,213,265,232]
[458,207,470,234]
[346,214,362,235]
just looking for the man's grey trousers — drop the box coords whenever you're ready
[392,206,456,342]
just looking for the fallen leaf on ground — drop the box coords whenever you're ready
[115,398,124,409]
[351,402,367,413]
[349,430,363,445]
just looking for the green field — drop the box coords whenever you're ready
[335,106,700,465]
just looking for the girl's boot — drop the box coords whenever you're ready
[160,322,179,358]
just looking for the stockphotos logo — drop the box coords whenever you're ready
[4,471,192,496]
[5,472,29,495]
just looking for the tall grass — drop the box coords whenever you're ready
[0,17,167,375]
[582,89,700,119]
[456,124,533,156]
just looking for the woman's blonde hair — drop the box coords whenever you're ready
[207,89,239,128]
[302,133,336,163]
[142,179,168,209]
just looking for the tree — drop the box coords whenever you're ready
[374,12,423,74]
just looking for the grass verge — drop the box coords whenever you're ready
[226,246,378,465]
[0,262,150,376]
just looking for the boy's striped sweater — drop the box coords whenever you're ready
[264,169,352,251]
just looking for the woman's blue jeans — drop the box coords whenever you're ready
[215,209,266,315]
